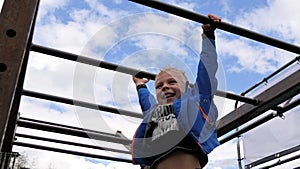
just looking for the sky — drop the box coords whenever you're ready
[1,0,300,168]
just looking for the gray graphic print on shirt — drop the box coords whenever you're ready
[151,104,179,141]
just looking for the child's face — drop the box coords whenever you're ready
[155,72,183,104]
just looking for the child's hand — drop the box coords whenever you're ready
[202,14,221,39]
[133,76,150,86]
[202,14,221,32]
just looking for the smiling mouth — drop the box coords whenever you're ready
[164,93,176,99]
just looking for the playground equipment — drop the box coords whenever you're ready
[0,0,299,168]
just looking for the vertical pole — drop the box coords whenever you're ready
[237,135,243,169]
[11,152,19,169]
[0,0,40,168]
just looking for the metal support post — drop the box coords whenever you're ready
[0,0,40,168]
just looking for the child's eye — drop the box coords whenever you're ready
[169,80,177,84]
[156,84,162,89]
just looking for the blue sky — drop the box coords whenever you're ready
[1,0,300,168]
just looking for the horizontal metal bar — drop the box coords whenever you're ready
[281,98,300,112]
[220,97,299,144]
[13,142,132,163]
[19,117,120,138]
[129,0,300,55]
[31,44,156,80]
[260,153,300,169]
[215,90,259,105]
[22,90,143,119]
[30,45,260,105]
[15,133,131,154]
[219,113,274,145]
[17,119,132,145]
[242,56,300,95]
[217,69,300,137]
[246,144,300,169]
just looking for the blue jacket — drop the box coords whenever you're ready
[132,35,220,166]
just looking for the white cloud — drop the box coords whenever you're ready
[33,20,90,53]
[16,97,138,168]
[235,0,300,43]
[36,0,70,22]
[128,13,191,43]
[217,37,291,74]
[164,0,196,11]
[19,97,77,126]
[215,0,300,74]
[219,0,232,14]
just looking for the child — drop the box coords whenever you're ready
[132,14,221,169]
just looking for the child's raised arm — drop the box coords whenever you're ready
[132,77,157,116]
[196,14,221,97]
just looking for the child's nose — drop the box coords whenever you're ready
[162,83,170,91]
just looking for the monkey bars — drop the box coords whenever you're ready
[1,0,299,168]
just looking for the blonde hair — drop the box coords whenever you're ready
[155,67,187,83]
[155,67,188,93]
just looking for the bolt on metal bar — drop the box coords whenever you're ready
[13,142,132,163]
[22,90,143,119]
[129,0,300,55]
[30,44,260,105]
[15,133,131,154]
[17,119,132,145]
[19,117,120,138]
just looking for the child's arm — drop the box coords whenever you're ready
[133,77,157,116]
[196,14,220,97]
[184,15,221,152]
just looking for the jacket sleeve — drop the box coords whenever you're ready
[137,87,157,117]
[196,34,218,96]
[173,34,220,153]
[193,34,219,152]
